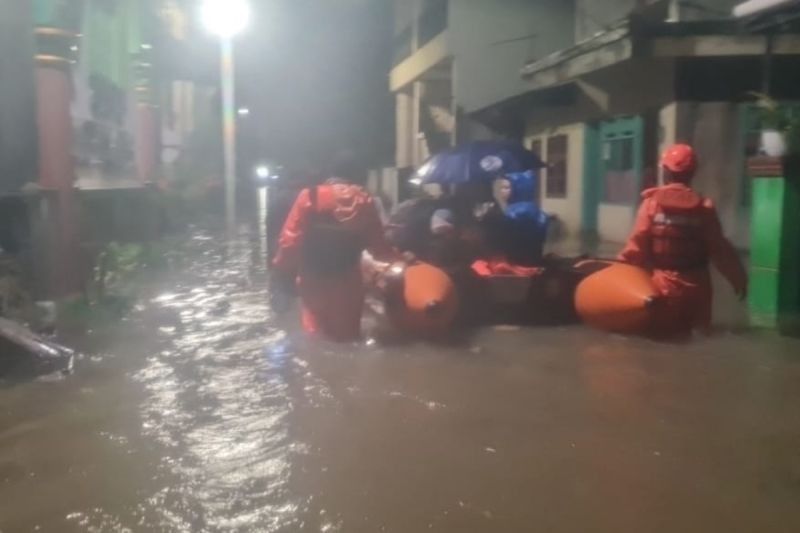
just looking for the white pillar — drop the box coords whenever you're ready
[220,38,237,237]
[412,81,423,167]
[395,91,413,168]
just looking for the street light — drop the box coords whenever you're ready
[202,0,250,237]
[201,0,250,38]
[255,165,270,179]
[237,107,251,117]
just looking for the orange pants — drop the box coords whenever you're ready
[651,268,712,336]
[297,268,364,342]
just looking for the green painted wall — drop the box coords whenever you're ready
[581,122,600,234]
[748,171,800,330]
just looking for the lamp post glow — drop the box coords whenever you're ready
[201,0,250,38]
[255,165,270,179]
[202,0,250,237]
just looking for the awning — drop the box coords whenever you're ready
[519,20,632,91]
[519,15,800,91]
[470,83,578,136]
[734,0,799,18]
[733,0,800,31]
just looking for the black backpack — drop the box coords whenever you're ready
[300,186,365,276]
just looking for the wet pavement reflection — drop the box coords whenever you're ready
[1,230,800,532]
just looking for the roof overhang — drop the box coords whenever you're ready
[519,16,800,92]
[734,0,800,30]
[389,31,451,92]
[520,20,632,91]
[734,0,799,19]
[470,82,579,135]
[653,32,800,55]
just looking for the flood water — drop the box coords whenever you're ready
[1,229,800,532]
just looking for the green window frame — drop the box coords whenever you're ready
[599,116,644,207]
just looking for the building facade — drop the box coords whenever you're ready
[469,0,800,248]
[0,0,213,298]
[390,0,576,173]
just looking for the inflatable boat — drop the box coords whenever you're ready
[457,257,669,335]
[365,253,664,337]
[469,258,585,325]
[573,261,660,335]
[363,257,459,337]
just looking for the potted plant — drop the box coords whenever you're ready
[749,92,800,157]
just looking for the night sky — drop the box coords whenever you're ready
[232,0,394,172]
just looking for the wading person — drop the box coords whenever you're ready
[618,144,748,336]
[272,157,391,341]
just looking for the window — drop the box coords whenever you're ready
[545,135,568,199]
[602,136,637,204]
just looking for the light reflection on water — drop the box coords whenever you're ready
[130,233,311,532]
[1,229,800,533]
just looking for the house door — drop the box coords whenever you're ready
[582,116,644,241]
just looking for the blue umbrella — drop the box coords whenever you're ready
[414,141,545,185]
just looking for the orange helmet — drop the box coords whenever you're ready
[661,144,697,175]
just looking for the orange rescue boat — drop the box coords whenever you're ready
[574,261,660,335]
[393,262,459,335]
[363,256,459,337]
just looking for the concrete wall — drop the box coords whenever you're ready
[394,0,417,35]
[575,0,639,42]
[523,59,678,242]
[673,0,741,20]
[524,59,676,129]
[575,0,740,42]
[674,101,748,248]
[526,124,586,238]
[449,0,575,113]
[391,0,575,167]
[597,204,637,243]
[524,88,749,246]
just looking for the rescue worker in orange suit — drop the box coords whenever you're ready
[272,160,392,341]
[618,144,748,336]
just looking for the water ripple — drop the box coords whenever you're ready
[130,234,308,531]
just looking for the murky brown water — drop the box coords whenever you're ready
[1,230,800,532]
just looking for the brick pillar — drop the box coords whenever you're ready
[135,103,158,184]
[134,47,159,185]
[34,27,81,297]
[747,156,800,332]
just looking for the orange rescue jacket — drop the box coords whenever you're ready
[274,179,391,275]
[619,183,747,292]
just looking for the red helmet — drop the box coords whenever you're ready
[661,144,697,175]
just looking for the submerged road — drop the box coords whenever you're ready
[1,230,799,532]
